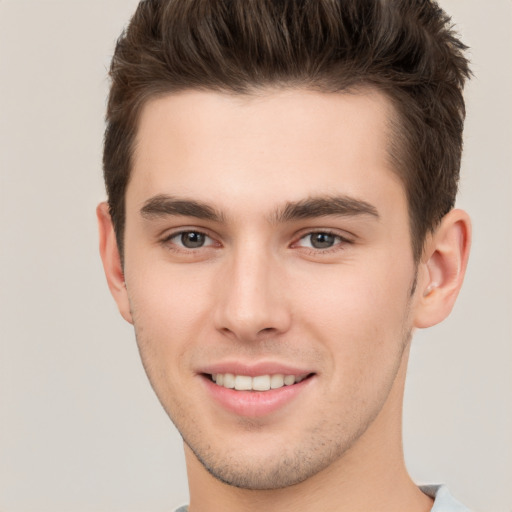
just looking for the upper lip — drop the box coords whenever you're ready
[198,361,314,377]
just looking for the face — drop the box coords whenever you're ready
[120,89,420,489]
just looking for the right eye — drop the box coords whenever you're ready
[166,230,216,249]
[298,232,340,249]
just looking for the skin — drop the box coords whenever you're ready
[98,88,471,512]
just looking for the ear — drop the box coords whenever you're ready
[96,202,133,324]
[413,209,471,329]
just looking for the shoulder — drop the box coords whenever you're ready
[420,484,472,512]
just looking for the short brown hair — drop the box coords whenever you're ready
[103,0,470,261]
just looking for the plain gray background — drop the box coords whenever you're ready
[0,1,510,511]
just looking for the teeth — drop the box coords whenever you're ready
[252,375,271,391]
[223,373,235,389]
[270,374,284,389]
[211,373,308,391]
[284,375,295,386]
[235,375,252,390]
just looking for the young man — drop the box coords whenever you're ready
[97,1,472,510]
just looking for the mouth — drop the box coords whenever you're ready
[199,363,316,417]
[202,371,315,417]
[207,372,313,391]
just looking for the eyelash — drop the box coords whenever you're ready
[161,229,218,252]
[293,230,353,254]
[159,229,353,254]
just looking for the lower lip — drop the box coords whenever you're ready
[201,375,314,418]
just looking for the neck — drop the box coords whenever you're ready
[185,345,433,512]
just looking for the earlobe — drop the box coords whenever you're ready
[413,209,471,329]
[96,202,133,324]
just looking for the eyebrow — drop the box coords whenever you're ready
[140,195,224,222]
[272,196,379,223]
[140,194,379,224]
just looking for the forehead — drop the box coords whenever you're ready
[128,88,404,216]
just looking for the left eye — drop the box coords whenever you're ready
[297,232,343,249]
[170,231,213,249]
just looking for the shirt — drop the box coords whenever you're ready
[174,484,471,511]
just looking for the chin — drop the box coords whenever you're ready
[181,425,359,491]
[193,448,327,490]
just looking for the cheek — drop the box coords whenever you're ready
[295,256,414,366]
[125,265,217,414]
[125,260,216,359]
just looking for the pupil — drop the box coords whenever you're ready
[181,232,205,248]
[311,233,335,249]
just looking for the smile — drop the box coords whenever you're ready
[203,371,315,417]
[211,373,309,391]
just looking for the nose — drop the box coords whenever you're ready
[213,245,292,342]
